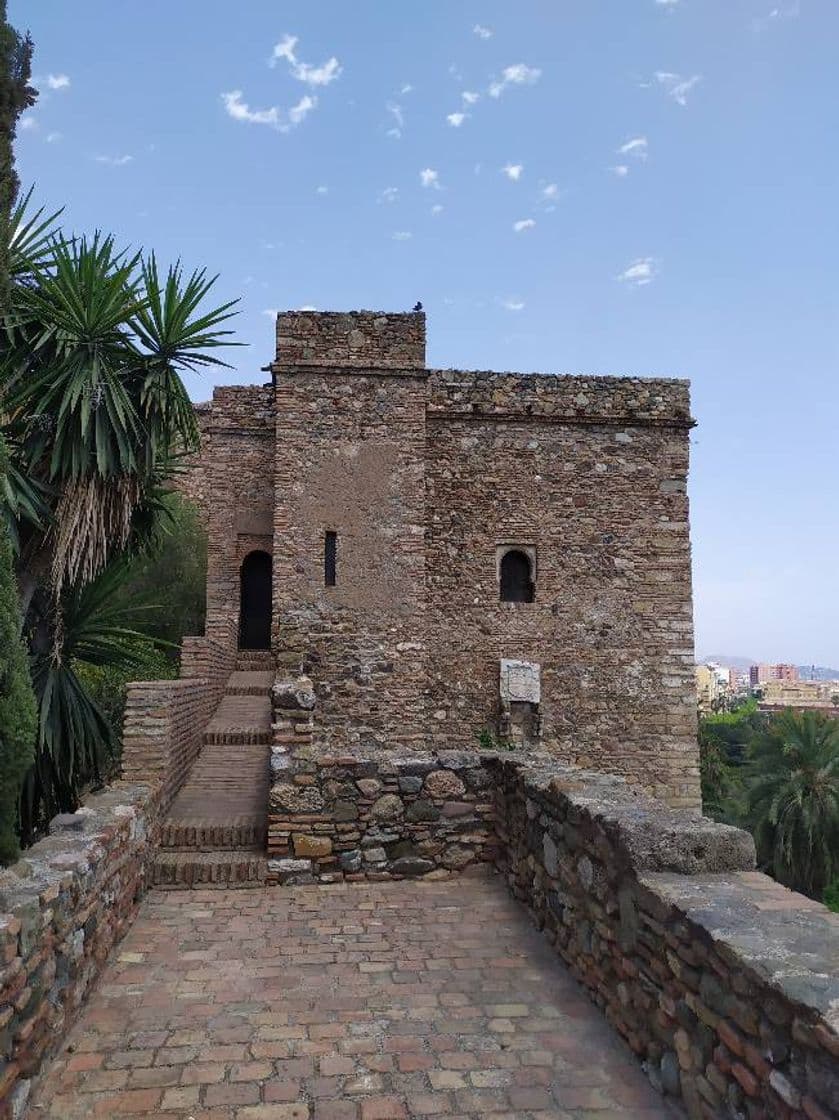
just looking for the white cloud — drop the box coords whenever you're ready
[420,168,440,189]
[501,297,525,311]
[270,34,342,87]
[378,186,399,204]
[474,24,493,39]
[513,218,535,233]
[655,71,701,105]
[462,90,480,105]
[46,73,71,90]
[20,115,38,131]
[299,304,317,311]
[753,2,800,28]
[655,0,680,6]
[447,111,468,127]
[431,204,444,215]
[222,89,317,132]
[400,83,413,94]
[619,136,648,160]
[392,231,412,241]
[618,257,658,286]
[316,185,328,195]
[386,101,404,138]
[94,153,133,166]
[502,163,523,181]
[46,131,62,143]
[262,308,279,318]
[288,95,317,125]
[541,182,558,199]
[489,63,541,98]
[611,164,629,178]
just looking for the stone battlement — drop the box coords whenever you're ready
[274,309,426,370]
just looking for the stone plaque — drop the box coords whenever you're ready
[499,659,541,704]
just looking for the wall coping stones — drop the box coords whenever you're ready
[485,754,756,874]
[640,870,839,1029]
[0,781,159,1118]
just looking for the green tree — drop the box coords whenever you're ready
[0,440,37,862]
[0,0,36,302]
[1,193,238,842]
[746,709,839,899]
[119,493,207,652]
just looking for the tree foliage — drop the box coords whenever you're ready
[0,188,236,848]
[745,709,839,900]
[0,439,37,862]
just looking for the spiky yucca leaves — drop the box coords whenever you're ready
[746,709,839,899]
[0,191,238,837]
[20,560,159,841]
[1,196,238,596]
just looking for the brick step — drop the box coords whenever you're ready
[203,727,271,746]
[235,651,273,671]
[160,819,266,850]
[152,850,268,889]
[225,670,274,696]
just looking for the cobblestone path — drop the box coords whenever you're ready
[30,875,681,1119]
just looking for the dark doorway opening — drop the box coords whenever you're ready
[239,550,272,649]
[500,549,535,603]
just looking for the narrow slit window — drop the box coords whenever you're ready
[324,531,337,586]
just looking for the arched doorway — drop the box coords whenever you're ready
[239,550,272,649]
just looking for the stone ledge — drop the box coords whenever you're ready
[0,782,159,1119]
[485,753,755,874]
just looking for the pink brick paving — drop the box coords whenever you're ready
[29,875,682,1119]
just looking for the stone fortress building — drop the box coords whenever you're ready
[180,310,700,809]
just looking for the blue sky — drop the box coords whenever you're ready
[14,0,838,666]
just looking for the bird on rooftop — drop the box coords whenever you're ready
[412,301,423,312]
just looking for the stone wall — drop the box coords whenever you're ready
[197,386,275,650]
[0,784,157,1120]
[275,310,426,369]
[425,369,698,808]
[271,363,430,748]
[266,678,495,884]
[122,633,235,813]
[489,754,839,1120]
[174,309,701,808]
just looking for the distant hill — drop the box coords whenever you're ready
[698,654,757,671]
[698,654,839,681]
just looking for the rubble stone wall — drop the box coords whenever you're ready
[272,368,430,748]
[173,311,701,807]
[0,785,158,1120]
[425,370,698,809]
[489,754,839,1120]
[275,309,426,369]
[199,386,275,649]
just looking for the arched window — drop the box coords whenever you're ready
[239,550,272,649]
[500,549,534,603]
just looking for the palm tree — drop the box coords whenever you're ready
[1,192,239,842]
[746,709,839,899]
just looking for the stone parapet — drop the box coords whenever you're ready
[0,784,158,1119]
[489,754,838,1120]
[426,368,694,427]
[274,310,426,370]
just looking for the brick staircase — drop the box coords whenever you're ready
[153,652,273,888]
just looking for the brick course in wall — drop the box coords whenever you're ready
[176,308,700,808]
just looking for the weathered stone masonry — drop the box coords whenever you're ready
[180,309,699,808]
